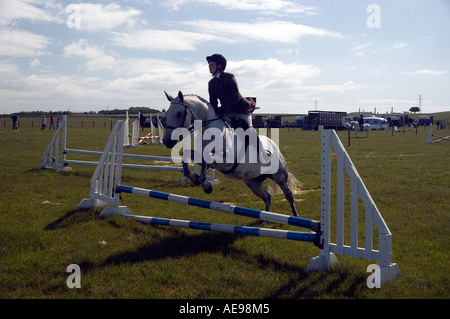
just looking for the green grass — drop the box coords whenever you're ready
[0,116,449,299]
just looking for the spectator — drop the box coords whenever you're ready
[41,115,46,130]
[139,111,145,131]
[49,115,56,130]
[11,113,18,130]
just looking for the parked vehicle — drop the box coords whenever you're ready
[302,111,347,130]
[363,116,388,130]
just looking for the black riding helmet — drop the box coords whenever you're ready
[206,54,227,70]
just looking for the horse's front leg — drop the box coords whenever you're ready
[182,161,200,185]
[180,149,201,185]
[199,162,212,194]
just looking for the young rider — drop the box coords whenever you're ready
[206,54,256,128]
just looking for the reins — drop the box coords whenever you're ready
[166,99,246,175]
[166,100,222,138]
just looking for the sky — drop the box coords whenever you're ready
[1,0,449,115]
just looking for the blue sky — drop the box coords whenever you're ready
[1,0,449,115]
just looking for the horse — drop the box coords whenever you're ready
[162,91,301,217]
[348,121,370,137]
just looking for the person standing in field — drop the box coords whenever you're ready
[41,115,46,130]
[49,115,56,130]
[11,113,18,130]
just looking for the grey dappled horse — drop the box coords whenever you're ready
[163,91,301,217]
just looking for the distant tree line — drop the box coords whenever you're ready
[3,106,163,117]
[98,106,162,115]
[3,110,72,117]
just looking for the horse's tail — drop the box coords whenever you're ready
[268,171,302,195]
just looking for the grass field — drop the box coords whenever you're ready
[0,114,448,301]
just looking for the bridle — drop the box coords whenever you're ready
[165,100,221,136]
[165,98,253,175]
[165,101,191,131]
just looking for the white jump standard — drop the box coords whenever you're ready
[76,120,400,285]
[39,115,218,183]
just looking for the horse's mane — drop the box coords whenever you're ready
[184,94,211,108]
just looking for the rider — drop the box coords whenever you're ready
[359,114,364,130]
[206,54,256,128]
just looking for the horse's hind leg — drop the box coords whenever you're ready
[244,176,271,212]
[278,181,298,217]
[271,173,298,217]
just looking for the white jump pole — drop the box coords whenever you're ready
[39,115,219,184]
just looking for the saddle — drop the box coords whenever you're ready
[218,117,270,175]
[227,117,249,130]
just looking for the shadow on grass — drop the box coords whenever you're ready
[103,231,238,265]
[46,209,365,298]
[96,220,365,297]
[44,209,100,230]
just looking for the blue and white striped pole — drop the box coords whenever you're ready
[123,214,319,244]
[116,185,320,233]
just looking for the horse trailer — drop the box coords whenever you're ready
[363,117,388,130]
[302,111,347,130]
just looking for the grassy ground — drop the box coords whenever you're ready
[0,116,448,300]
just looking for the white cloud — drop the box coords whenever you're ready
[70,3,143,31]
[357,98,417,106]
[111,19,342,53]
[111,29,216,51]
[276,48,300,55]
[0,0,62,26]
[228,58,320,92]
[0,60,20,76]
[402,69,447,76]
[162,0,317,16]
[0,29,51,57]
[351,42,373,57]
[299,81,366,94]
[390,41,408,50]
[63,39,116,71]
[181,20,343,44]
[29,58,40,67]
[0,61,29,98]
[116,58,191,76]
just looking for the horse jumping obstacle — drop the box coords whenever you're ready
[425,123,450,144]
[39,115,218,183]
[113,185,320,244]
[75,120,400,285]
[128,112,165,146]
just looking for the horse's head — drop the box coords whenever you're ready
[163,91,193,148]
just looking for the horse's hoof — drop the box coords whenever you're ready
[192,174,201,185]
[259,220,269,226]
[202,182,212,194]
